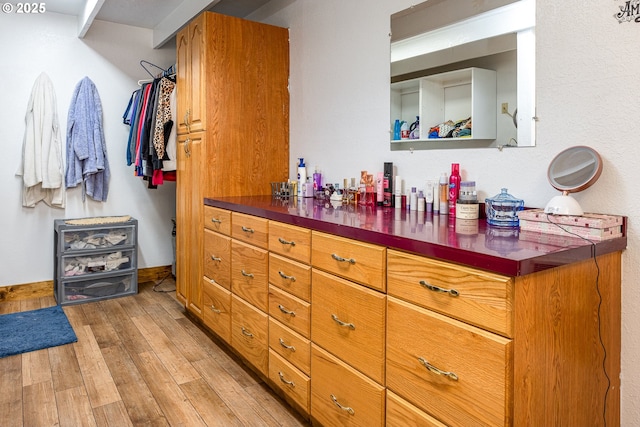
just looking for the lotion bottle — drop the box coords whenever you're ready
[439,172,449,214]
[297,158,306,198]
[425,180,434,213]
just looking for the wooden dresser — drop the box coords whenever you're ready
[188,196,626,427]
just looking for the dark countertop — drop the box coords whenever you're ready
[204,195,627,277]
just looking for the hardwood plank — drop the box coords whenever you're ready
[23,381,59,426]
[73,324,121,408]
[177,315,262,389]
[99,296,153,355]
[64,303,91,329]
[81,300,121,348]
[92,401,135,427]
[245,381,309,427]
[0,355,23,427]
[49,342,85,392]
[55,385,98,427]
[131,313,201,385]
[22,349,52,386]
[193,356,279,427]
[141,300,210,363]
[131,350,206,427]
[100,344,168,426]
[180,378,243,427]
[0,299,20,314]
[20,297,42,311]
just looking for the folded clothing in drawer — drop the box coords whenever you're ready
[63,250,133,276]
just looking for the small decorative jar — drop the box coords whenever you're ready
[485,188,524,227]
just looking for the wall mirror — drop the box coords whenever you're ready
[390,0,536,150]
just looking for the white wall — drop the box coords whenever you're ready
[253,0,640,425]
[0,13,177,286]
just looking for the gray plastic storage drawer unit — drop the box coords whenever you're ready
[54,217,138,305]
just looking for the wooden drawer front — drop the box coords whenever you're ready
[311,344,385,427]
[387,391,448,427]
[387,249,514,338]
[311,231,386,292]
[268,285,310,338]
[269,253,311,302]
[231,295,268,376]
[202,277,231,343]
[203,229,231,290]
[231,213,268,249]
[231,240,268,312]
[269,349,310,414]
[204,206,231,235]
[311,269,386,385]
[269,318,311,375]
[387,297,512,427]
[268,221,311,264]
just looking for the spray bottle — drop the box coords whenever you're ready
[448,163,461,217]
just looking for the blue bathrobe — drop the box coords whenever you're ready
[65,76,110,202]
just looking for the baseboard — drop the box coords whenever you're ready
[0,266,173,303]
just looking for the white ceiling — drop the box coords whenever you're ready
[45,0,271,47]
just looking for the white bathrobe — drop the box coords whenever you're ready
[16,72,65,208]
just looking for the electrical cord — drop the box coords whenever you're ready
[545,213,609,427]
[152,271,176,293]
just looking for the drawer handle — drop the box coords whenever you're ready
[241,327,254,338]
[241,270,254,278]
[210,255,222,262]
[278,304,296,317]
[418,357,459,381]
[330,394,355,415]
[241,226,255,234]
[279,338,296,352]
[331,253,356,264]
[278,237,296,246]
[331,314,355,330]
[278,271,296,282]
[278,371,296,387]
[419,280,460,297]
[209,304,221,313]
[210,218,222,224]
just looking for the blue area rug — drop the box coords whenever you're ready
[0,305,77,358]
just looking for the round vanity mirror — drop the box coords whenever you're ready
[544,146,603,215]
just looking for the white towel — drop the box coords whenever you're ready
[16,72,65,208]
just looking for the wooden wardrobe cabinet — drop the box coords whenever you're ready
[175,12,289,319]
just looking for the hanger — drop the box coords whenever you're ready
[137,61,176,85]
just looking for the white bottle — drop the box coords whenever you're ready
[409,187,417,211]
[297,158,306,198]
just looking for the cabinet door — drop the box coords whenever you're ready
[176,25,189,136]
[176,132,204,317]
[186,14,206,133]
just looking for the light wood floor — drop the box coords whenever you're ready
[0,277,310,427]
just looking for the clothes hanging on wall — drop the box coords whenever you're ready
[16,72,66,208]
[123,74,177,188]
[65,76,110,202]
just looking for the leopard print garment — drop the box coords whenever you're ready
[152,77,176,159]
